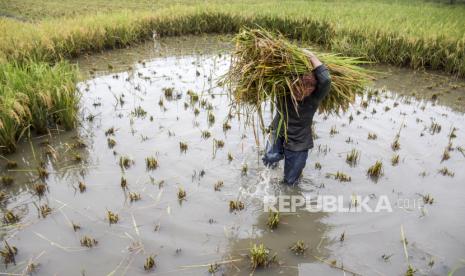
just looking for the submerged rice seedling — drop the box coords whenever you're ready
[0,241,18,267]
[223,121,231,132]
[207,111,215,125]
[0,175,14,186]
[241,163,248,175]
[368,132,378,140]
[179,142,188,153]
[132,106,147,118]
[422,194,434,205]
[144,255,156,271]
[78,182,86,193]
[107,137,116,149]
[145,157,159,170]
[105,127,115,136]
[119,156,134,169]
[429,121,441,135]
[129,192,141,202]
[327,171,351,182]
[290,240,307,255]
[40,204,52,218]
[441,149,450,162]
[314,162,322,170]
[214,139,225,149]
[438,167,454,177]
[34,183,47,196]
[391,136,401,151]
[214,180,224,191]
[329,126,338,136]
[267,211,280,229]
[3,210,19,224]
[163,87,174,99]
[201,130,211,139]
[208,263,220,274]
[120,176,127,189]
[187,90,199,103]
[223,28,372,137]
[177,187,186,201]
[346,149,360,166]
[391,154,400,166]
[37,166,49,180]
[229,200,245,212]
[5,161,17,169]
[227,152,234,162]
[80,236,98,248]
[249,243,277,269]
[107,210,119,225]
[367,161,384,179]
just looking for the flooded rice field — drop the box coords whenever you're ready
[1,36,465,275]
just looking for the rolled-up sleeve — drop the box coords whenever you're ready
[311,64,331,103]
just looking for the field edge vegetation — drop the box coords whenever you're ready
[0,3,464,153]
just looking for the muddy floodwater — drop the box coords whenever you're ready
[1,36,465,275]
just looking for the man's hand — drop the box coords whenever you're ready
[302,48,322,69]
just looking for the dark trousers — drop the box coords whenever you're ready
[262,134,309,185]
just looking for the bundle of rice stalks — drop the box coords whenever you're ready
[223,28,373,131]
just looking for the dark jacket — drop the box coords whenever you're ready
[271,64,331,151]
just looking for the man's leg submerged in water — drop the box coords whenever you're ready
[262,132,309,185]
[283,149,309,185]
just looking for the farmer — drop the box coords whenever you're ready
[262,50,331,185]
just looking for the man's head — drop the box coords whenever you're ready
[293,73,317,101]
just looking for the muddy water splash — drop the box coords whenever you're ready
[0,36,464,275]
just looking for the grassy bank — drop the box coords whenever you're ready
[1,1,464,75]
[0,0,464,152]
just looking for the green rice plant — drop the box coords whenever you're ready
[0,61,78,153]
[289,240,307,255]
[367,160,384,179]
[249,243,277,269]
[267,211,280,229]
[345,149,360,166]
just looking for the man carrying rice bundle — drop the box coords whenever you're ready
[262,50,331,185]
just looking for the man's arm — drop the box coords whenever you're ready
[303,50,331,103]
